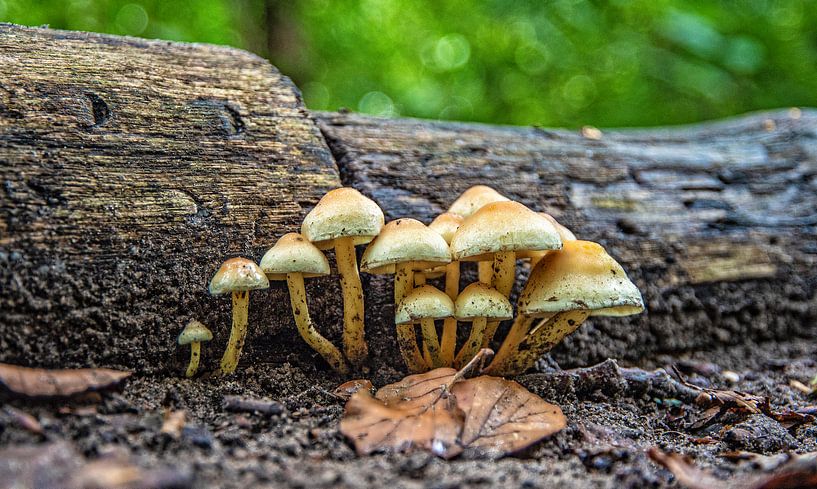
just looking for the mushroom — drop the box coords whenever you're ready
[209,257,270,374]
[361,218,451,372]
[427,212,464,366]
[178,320,213,378]
[260,233,349,374]
[450,201,562,347]
[487,240,644,375]
[301,187,385,366]
[518,213,577,268]
[395,285,455,369]
[452,283,512,368]
[447,185,510,284]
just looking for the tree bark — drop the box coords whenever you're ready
[1,24,814,374]
[316,110,817,366]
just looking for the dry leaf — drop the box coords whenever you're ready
[340,367,566,459]
[649,447,817,489]
[333,379,374,400]
[0,363,131,398]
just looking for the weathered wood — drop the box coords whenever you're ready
[317,110,817,366]
[0,25,340,372]
[1,23,815,374]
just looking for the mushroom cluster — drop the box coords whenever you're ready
[194,185,643,377]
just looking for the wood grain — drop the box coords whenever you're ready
[0,24,340,373]
[1,23,814,373]
[317,110,817,365]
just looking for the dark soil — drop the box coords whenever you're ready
[2,335,815,488]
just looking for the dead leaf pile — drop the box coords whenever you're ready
[340,359,566,459]
[0,363,131,399]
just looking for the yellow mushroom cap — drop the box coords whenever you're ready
[518,240,644,318]
[301,187,385,250]
[518,213,576,260]
[428,212,464,245]
[450,201,562,261]
[395,285,455,324]
[360,218,451,274]
[455,282,513,321]
[208,257,270,295]
[541,213,576,241]
[260,233,331,281]
[178,320,213,345]
[448,185,510,218]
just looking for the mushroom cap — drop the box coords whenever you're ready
[541,213,577,241]
[395,285,455,324]
[455,282,513,321]
[450,201,562,261]
[448,185,510,218]
[178,319,213,345]
[360,218,451,274]
[260,233,330,281]
[428,212,464,245]
[209,257,270,295]
[301,187,385,250]
[518,213,576,260]
[518,240,644,318]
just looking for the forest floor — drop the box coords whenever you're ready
[1,334,816,488]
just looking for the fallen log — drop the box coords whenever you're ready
[1,24,814,373]
[316,110,817,366]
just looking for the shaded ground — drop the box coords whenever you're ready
[2,336,815,488]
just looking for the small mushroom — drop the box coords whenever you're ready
[427,212,464,366]
[395,285,455,369]
[487,240,644,375]
[519,213,577,268]
[452,283,513,368]
[450,201,562,347]
[302,188,384,366]
[178,320,213,378]
[260,233,348,374]
[209,257,270,374]
[361,219,451,372]
[447,185,510,284]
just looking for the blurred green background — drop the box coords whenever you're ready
[2,0,815,127]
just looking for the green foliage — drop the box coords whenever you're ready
[2,0,815,127]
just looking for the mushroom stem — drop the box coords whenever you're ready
[479,252,517,350]
[454,316,487,368]
[485,314,536,375]
[420,318,443,368]
[414,273,427,286]
[287,273,349,374]
[335,237,368,366]
[492,251,516,297]
[440,261,460,366]
[185,342,201,378]
[394,262,426,372]
[220,290,249,375]
[491,310,591,376]
[477,261,492,284]
[394,262,414,304]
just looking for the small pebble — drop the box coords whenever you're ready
[722,370,740,383]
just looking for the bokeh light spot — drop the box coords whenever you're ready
[115,3,148,36]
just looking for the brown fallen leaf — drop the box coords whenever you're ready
[333,379,374,400]
[649,447,817,489]
[0,363,131,398]
[340,350,566,459]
